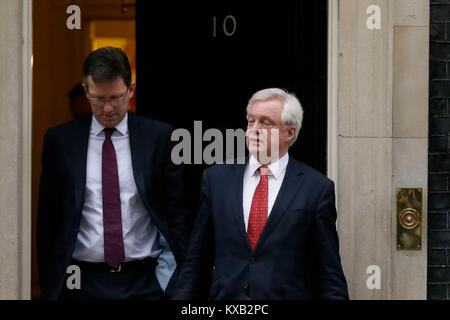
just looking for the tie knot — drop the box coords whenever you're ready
[258,165,271,176]
[104,128,115,139]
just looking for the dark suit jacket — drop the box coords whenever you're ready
[37,112,190,299]
[175,156,349,300]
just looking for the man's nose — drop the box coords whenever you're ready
[103,101,114,112]
[249,121,262,132]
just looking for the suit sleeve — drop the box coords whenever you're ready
[162,127,193,255]
[312,180,349,299]
[173,169,214,299]
[36,129,59,286]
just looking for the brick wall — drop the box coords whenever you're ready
[428,0,450,300]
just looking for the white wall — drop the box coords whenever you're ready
[336,0,429,299]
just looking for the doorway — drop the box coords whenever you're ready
[31,0,136,299]
[30,0,329,298]
[135,0,329,213]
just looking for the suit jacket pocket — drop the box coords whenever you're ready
[282,286,309,300]
[284,208,307,217]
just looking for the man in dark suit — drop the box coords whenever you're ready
[175,88,349,300]
[37,47,190,300]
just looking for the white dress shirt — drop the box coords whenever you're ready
[73,113,162,262]
[242,152,289,231]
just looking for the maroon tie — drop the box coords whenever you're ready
[102,128,125,268]
[247,166,270,250]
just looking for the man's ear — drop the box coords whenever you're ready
[286,126,296,144]
[128,82,136,99]
[82,82,89,99]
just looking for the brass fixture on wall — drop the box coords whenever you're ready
[397,188,422,250]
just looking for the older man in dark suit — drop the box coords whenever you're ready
[175,88,348,300]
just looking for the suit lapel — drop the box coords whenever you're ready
[229,158,253,252]
[253,156,305,253]
[73,115,92,215]
[127,112,148,205]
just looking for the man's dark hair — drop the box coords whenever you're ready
[82,47,132,88]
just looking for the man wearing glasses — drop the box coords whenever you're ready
[37,47,190,300]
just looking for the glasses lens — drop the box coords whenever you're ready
[110,96,125,107]
[89,89,128,107]
[90,97,104,105]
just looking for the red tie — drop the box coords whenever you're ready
[247,166,270,251]
[102,128,125,268]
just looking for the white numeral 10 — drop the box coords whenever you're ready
[213,15,237,37]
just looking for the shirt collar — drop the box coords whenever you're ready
[91,113,128,137]
[248,152,289,180]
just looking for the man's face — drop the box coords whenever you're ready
[84,75,135,128]
[246,98,295,164]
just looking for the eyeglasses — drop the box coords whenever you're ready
[87,88,129,107]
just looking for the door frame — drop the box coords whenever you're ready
[327,0,339,188]
[21,0,33,300]
[21,0,339,299]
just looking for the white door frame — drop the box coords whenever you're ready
[327,0,339,188]
[21,0,33,300]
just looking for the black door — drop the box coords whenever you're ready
[136,0,328,211]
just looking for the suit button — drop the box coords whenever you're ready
[249,257,255,263]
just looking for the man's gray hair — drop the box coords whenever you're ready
[246,88,303,146]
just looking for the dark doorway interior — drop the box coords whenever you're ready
[136,0,328,212]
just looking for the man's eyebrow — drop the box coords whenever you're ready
[89,92,125,99]
[260,114,275,121]
[247,114,275,121]
[89,93,103,98]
